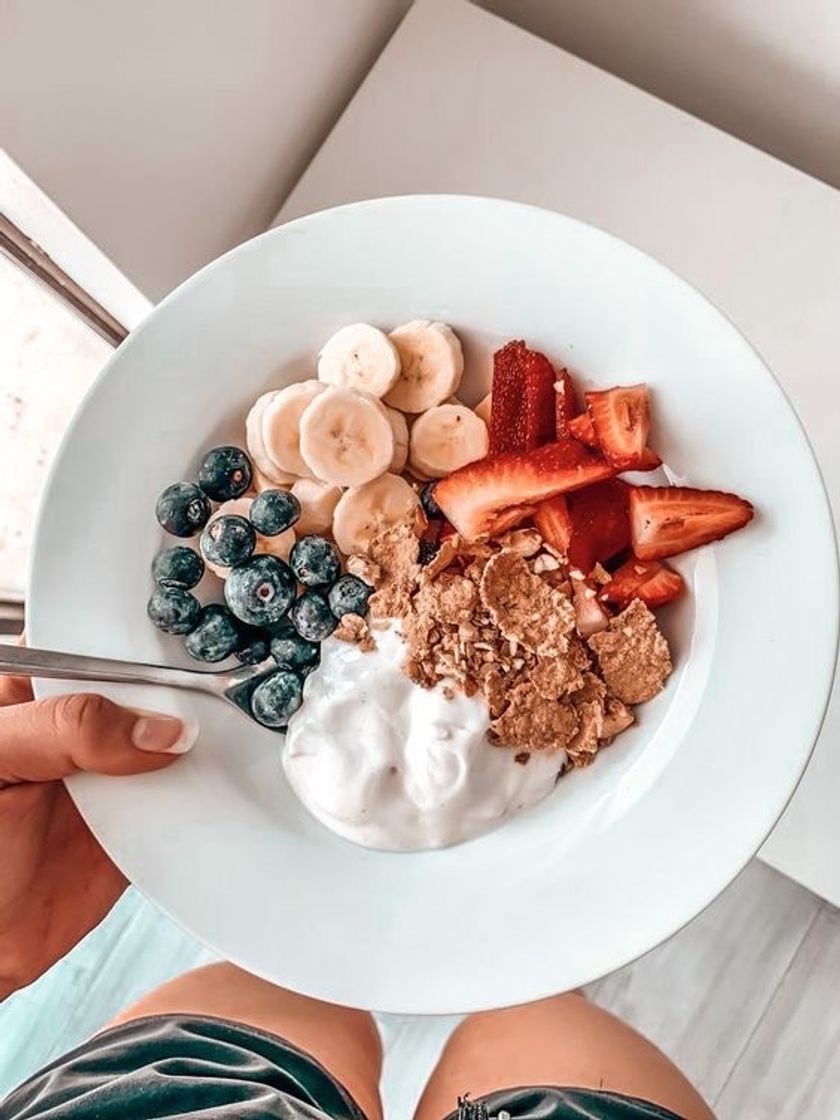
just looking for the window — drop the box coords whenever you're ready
[0,153,148,629]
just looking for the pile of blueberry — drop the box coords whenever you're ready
[148,445,372,729]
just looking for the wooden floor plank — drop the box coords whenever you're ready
[378,1014,462,1120]
[0,889,211,1096]
[587,860,821,1102]
[715,903,840,1119]
[3,862,836,1115]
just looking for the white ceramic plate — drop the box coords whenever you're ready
[29,196,837,1013]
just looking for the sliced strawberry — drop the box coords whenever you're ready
[629,486,754,560]
[489,341,559,454]
[565,480,630,574]
[633,446,664,472]
[568,411,599,447]
[489,342,527,454]
[554,369,578,438]
[434,439,617,541]
[586,384,658,470]
[600,558,684,608]
[533,494,572,553]
[485,504,537,535]
[521,347,557,450]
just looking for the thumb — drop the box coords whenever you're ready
[0,693,198,785]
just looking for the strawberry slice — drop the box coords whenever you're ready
[533,494,572,553]
[601,558,685,608]
[489,341,528,454]
[489,341,558,454]
[565,480,630,574]
[629,486,754,560]
[586,385,661,470]
[568,411,599,447]
[554,369,578,438]
[434,439,617,541]
[485,504,537,535]
[522,347,557,450]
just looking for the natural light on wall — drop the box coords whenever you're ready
[0,151,149,605]
[0,251,109,599]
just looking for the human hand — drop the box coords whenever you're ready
[0,667,196,999]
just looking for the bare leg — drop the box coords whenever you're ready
[415,993,714,1120]
[107,962,383,1120]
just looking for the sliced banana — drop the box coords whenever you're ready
[291,477,343,536]
[317,323,401,399]
[204,498,295,578]
[261,380,326,478]
[332,473,420,556]
[409,403,489,479]
[405,462,433,483]
[385,406,409,473]
[250,465,293,494]
[245,392,297,486]
[299,386,394,487]
[384,320,464,412]
[474,393,492,426]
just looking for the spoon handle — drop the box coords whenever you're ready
[0,644,217,696]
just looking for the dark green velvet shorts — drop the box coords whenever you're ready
[0,1014,688,1120]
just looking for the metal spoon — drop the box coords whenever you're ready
[0,643,280,726]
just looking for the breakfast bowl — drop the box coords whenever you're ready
[28,195,837,1012]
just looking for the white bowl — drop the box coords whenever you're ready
[28,196,837,1013]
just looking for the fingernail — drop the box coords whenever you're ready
[131,712,198,754]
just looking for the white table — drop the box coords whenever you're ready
[276,0,840,905]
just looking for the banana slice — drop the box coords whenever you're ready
[299,386,394,487]
[384,321,464,412]
[474,393,492,426]
[332,473,420,556]
[204,498,295,578]
[385,406,409,473]
[261,380,326,479]
[291,477,343,536]
[245,392,298,486]
[317,323,401,399]
[250,465,292,494]
[409,403,489,479]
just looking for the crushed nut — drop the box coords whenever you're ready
[352,517,670,760]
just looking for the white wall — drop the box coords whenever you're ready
[1,0,410,300]
[484,0,840,192]
[3,0,839,300]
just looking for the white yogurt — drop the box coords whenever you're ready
[283,625,565,851]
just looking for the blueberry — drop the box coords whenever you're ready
[270,622,321,673]
[155,482,211,537]
[152,546,204,589]
[147,587,200,634]
[419,538,440,566]
[224,554,296,626]
[327,573,373,618]
[200,514,256,568]
[185,603,240,662]
[250,489,300,536]
[250,668,304,729]
[234,626,271,666]
[290,535,341,587]
[420,482,442,520]
[290,590,337,641]
[197,445,252,502]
